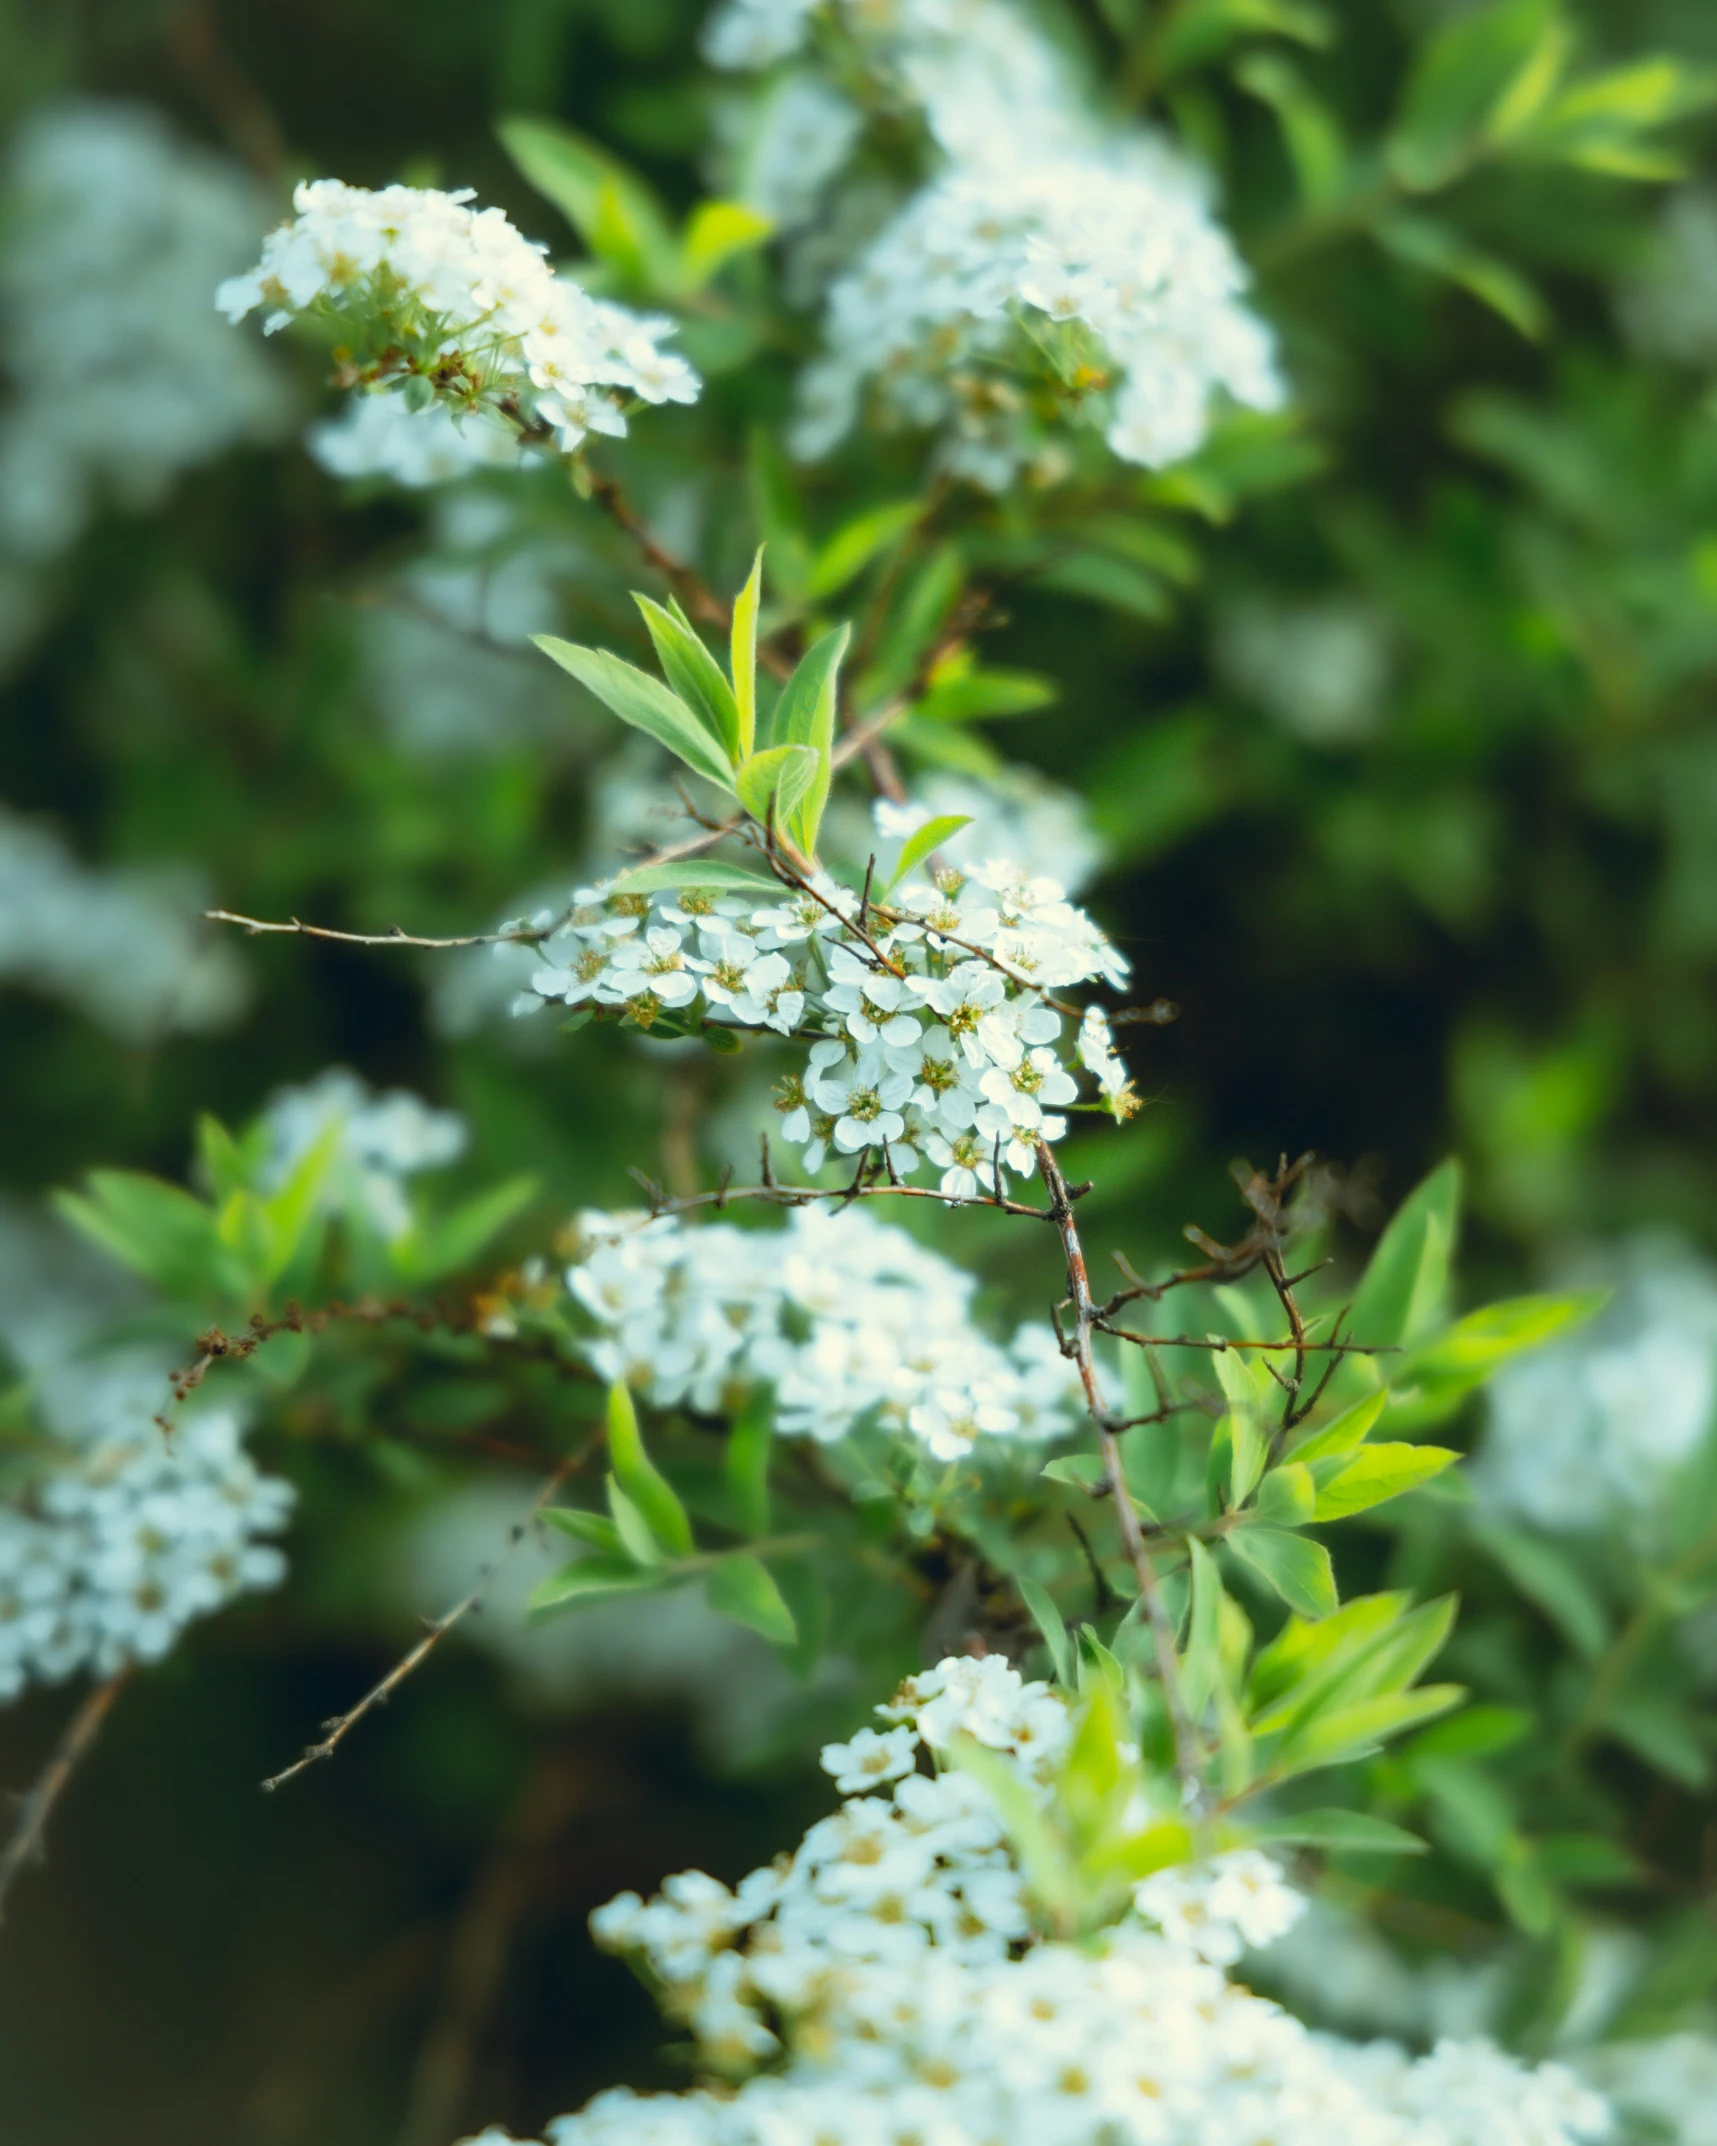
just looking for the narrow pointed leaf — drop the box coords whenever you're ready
[540,1507,623,1555]
[530,1557,667,1612]
[635,595,742,761]
[731,548,763,758]
[706,1553,797,1645]
[1228,1526,1337,1619]
[1019,1576,1072,1685]
[767,622,850,856]
[736,743,820,830]
[1250,1809,1428,1855]
[883,813,972,893]
[533,638,735,790]
[605,1380,694,1556]
[1312,1443,1458,1520]
[608,860,779,897]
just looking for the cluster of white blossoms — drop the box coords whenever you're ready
[563,1205,1082,1458]
[516,844,1135,1189]
[217,179,698,468]
[702,0,1280,482]
[0,103,287,576]
[0,1376,292,1700]
[0,804,248,1041]
[1475,1235,1717,1537]
[258,1067,468,1243]
[464,1658,1609,2146]
[794,147,1283,484]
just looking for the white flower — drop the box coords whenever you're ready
[820,1725,920,1795]
[809,1053,913,1153]
[907,1384,1020,1461]
[603,925,702,1008]
[976,1046,1078,1134]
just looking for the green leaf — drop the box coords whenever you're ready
[1473,1522,1609,1658]
[707,1553,798,1645]
[766,623,849,857]
[736,744,820,831]
[1182,1539,1225,1717]
[55,1172,241,1303]
[1019,1576,1072,1685]
[1234,51,1347,208]
[1349,1159,1460,1349]
[1040,552,1172,620]
[1151,0,1332,83]
[1042,1453,1106,1491]
[1312,1443,1458,1521]
[498,116,677,285]
[679,199,773,288]
[607,1474,665,1566]
[635,595,742,762]
[1249,1809,1428,1855]
[731,548,763,759]
[1375,211,1549,340]
[540,1506,623,1555]
[607,859,779,897]
[533,638,735,790]
[883,813,972,893]
[914,667,1058,725]
[530,1557,667,1612]
[1291,1390,1387,1463]
[605,1381,694,1557]
[1395,1291,1605,1395]
[1228,1527,1337,1618]
[393,1174,537,1284]
[806,501,921,602]
[1215,1348,1269,1504]
[1256,1462,1316,1526]
[1273,1685,1466,1777]
[726,1389,774,1538]
[1388,0,1567,192]
[1601,1696,1711,1787]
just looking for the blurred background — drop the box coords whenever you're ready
[4,0,1717,2140]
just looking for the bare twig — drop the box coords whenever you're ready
[204,910,552,952]
[261,1457,585,1792]
[1035,1138,1204,1804]
[0,1669,130,1923]
[624,1166,1051,1224]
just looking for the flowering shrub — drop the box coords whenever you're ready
[4,0,1717,2139]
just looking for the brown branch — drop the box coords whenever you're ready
[586,474,793,679]
[624,1167,1051,1224]
[204,910,552,952]
[1034,1138,1203,1804]
[1096,1326,1389,1358]
[260,1456,585,1793]
[0,1669,130,1923]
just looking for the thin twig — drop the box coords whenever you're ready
[1034,1138,1204,1805]
[261,1457,585,1793]
[1097,1327,1389,1357]
[0,1669,130,1923]
[204,911,551,952]
[625,1168,1051,1223]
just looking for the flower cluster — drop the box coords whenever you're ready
[0,1380,293,1699]
[471,1659,1608,2146]
[794,148,1282,486]
[703,0,1280,482]
[0,803,248,1041]
[1475,1235,1717,1537]
[517,843,1134,1187]
[0,102,287,576]
[258,1067,468,1243]
[563,1205,1082,1458]
[217,179,698,462]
